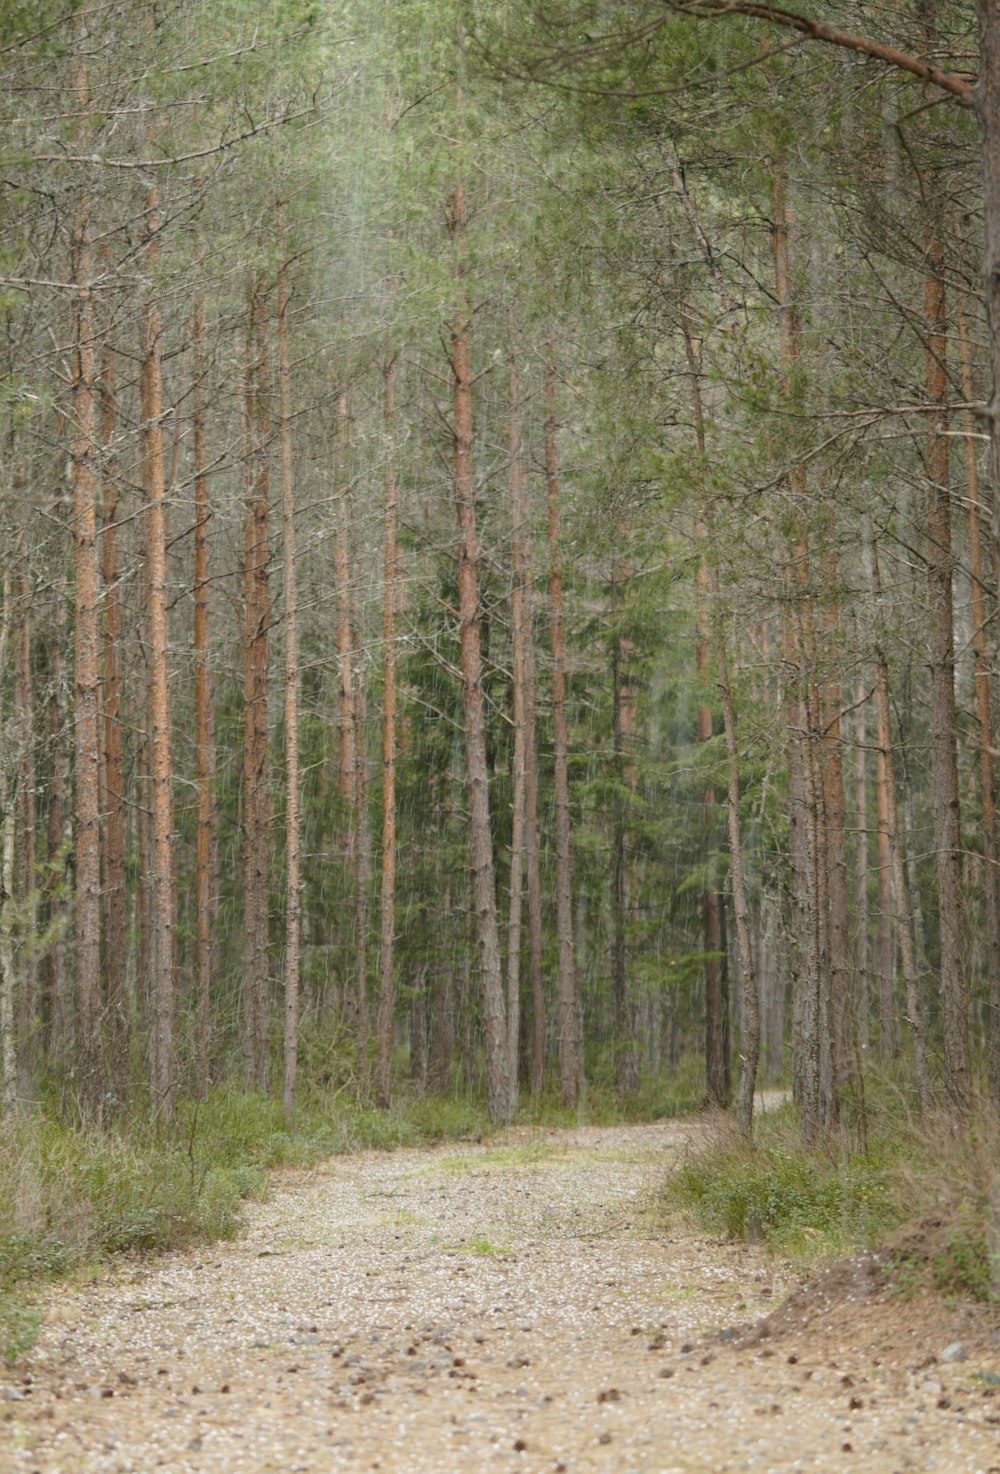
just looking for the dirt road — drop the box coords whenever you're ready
[3,1116,999,1473]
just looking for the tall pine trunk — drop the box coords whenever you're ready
[957,293,1000,1096]
[448,185,513,1123]
[923,233,969,1105]
[241,274,272,1093]
[544,346,583,1108]
[278,211,301,1122]
[682,319,758,1130]
[142,179,176,1120]
[99,321,127,1098]
[71,148,103,1118]
[870,534,932,1113]
[192,287,217,1095]
[375,355,399,1109]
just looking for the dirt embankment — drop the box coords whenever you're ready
[3,1116,999,1473]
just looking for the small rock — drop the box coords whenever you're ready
[921,1379,943,1397]
[1,1388,27,1402]
[941,1342,967,1364]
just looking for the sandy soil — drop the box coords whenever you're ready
[3,1111,999,1473]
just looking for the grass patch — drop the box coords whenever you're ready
[665,1088,1000,1301]
[466,1235,513,1257]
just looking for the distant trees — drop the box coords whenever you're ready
[0,0,996,1134]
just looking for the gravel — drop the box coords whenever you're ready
[4,1116,999,1473]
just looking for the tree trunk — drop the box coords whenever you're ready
[375,355,399,1109]
[853,680,870,1039]
[14,520,37,1092]
[0,572,15,1111]
[525,692,545,1095]
[45,461,71,1071]
[872,630,896,1064]
[506,347,538,1101]
[770,162,826,1138]
[682,318,757,1130]
[278,210,301,1123]
[611,561,641,1096]
[192,286,217,1096]
[544,346,583,1108]
[870,535,932,1114]
[241,273,272,1093]
[143,189,177,1120]
[99,322,127,1101]
[957,292,1000,1097]
[820,553,852,1100]
[334,390,356,1028]
[923,233,970,1105]
[448,185,513,1123]
[974,0,1000,646]
[71,157,103,1118]
[694,538,728,1107]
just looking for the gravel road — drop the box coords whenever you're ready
[4,1114,999,1473]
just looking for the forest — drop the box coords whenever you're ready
[1,0,1000,1350]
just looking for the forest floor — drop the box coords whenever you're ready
[3,1107,999,1474]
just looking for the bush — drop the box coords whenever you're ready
[666,1091,1000,1300]
[669,1111,897,1257]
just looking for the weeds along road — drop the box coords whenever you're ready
[4,1115,999,1473]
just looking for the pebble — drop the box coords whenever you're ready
[941,1342,968,1364]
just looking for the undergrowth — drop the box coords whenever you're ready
[665,1086,1000,1304]
[0,1064,700,1364]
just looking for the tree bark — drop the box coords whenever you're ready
[923,233,970,1105]
[874,711,896,1062]
[44,448,71,1071]
[0,572,15,1111]
[192,285,217,1097]
[14,518,38,1092]
[448,185,513,1123]
[71,143,103,1118]
[544,346,583,1108]
[241,273,272,1093]
[611,559,641,1097]
[682,318,757,1129]
[99,320,127,1100]
[375,355,399,1110]
[870,534,932,1114]
[142,177,177,1121]
[957,292,1000,1097]
[695,538,728,1107]
[506,346,538,1101]
[771,161,824,1137]
[334,390,357,1029]
[278,209,301,1123]
[853,680,870,1037]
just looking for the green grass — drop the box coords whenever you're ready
[664,1088,1000,1301]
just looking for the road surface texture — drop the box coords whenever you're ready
[3,1113,999,1472]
